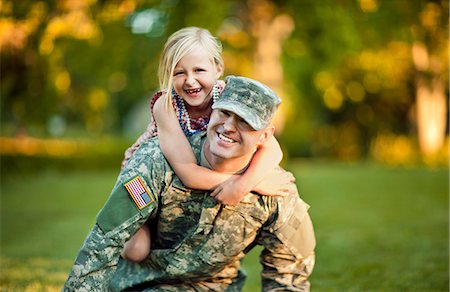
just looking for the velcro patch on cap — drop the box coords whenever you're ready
[124,176,155,209]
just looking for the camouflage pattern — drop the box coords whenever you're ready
[64,132,315,291]
[63,136,170,291]
[212,75,281,130]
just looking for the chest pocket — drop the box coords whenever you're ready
[197,194,269,266]
[155,183,206,248]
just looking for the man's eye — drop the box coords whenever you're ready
[238,122,251,130]
[237,117,250,129]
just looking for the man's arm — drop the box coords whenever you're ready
[63,142,166,291]
[64,222,143,291]
[63,184,158,292]
[259,195,316,291]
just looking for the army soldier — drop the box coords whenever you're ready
[64,76,316,291]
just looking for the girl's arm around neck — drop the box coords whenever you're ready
[242,135,283,187]
[152,97,235,190]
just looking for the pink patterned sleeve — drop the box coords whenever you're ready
[120,91,163,169]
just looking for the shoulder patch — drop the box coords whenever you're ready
[124,176,155,209]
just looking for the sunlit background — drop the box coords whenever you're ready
[1,0,448,291]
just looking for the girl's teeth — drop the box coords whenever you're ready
[186,88,201,94]
[219,133,234,143]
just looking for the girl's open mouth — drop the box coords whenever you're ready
[185,88,201,95]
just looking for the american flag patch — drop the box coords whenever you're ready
[124,176,154,209]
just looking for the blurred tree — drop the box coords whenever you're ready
[1,0,166,137]
[411,2,448,157]
[279,0,448,160]
[1,0,448,163]
[0,0,233,137]
[247,0,294,133]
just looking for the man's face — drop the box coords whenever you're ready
[206,109,268,161]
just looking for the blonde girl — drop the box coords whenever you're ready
[121,27,288,262]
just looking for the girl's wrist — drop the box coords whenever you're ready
[236,176,253,195]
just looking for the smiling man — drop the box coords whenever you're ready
[64,76,316,291]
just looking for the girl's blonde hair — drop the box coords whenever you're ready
[158,27,224,110]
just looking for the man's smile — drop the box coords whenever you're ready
[218,132,237,143]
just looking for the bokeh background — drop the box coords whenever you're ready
[1,0,448,291]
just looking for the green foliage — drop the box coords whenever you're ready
[280,0,448,158]
[1,0,448,159]
[0,136,133,174]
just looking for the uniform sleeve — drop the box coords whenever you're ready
[258,197,316,291]
[64,140,167,292]
[63,222,143,292]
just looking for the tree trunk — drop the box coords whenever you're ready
[412,42,447,156]
[248,0,294,133]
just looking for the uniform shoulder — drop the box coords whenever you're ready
[120,138,170,182]
[270,167,310,225]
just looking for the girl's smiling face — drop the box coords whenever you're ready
[172,46,223,111]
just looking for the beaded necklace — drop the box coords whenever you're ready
[173,82,221,136]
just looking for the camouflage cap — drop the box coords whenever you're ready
[212,76,281,130]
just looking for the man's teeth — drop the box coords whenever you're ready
[186,88,201,94]
[218,133,235,143]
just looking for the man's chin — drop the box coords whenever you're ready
[209,148,232,160]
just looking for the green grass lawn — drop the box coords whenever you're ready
[1,161,448,291]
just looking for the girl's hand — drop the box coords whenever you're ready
[210,176,250,206]
[211,168,293,205]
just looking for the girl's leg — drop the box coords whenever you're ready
[121,223,151,262]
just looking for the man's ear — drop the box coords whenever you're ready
[257,126,275,146]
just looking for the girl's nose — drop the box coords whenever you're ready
[185,74,196,86]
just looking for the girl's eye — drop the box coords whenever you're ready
[195,68,206,72]
[174,71,184,76]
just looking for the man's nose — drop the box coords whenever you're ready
[223,116,237,131]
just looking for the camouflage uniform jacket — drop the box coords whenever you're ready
[63,132,316,291]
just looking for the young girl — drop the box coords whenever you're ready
[121,27,288,262]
